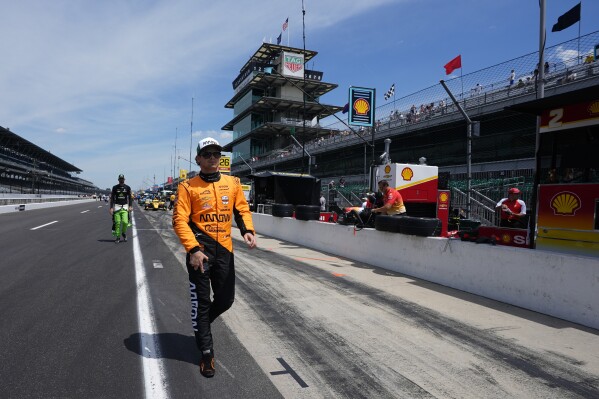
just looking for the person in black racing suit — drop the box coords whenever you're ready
[110,174,132,243]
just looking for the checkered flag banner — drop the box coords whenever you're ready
[384,83,395,100]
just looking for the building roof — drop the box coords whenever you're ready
[239,43,318,73]
[0,126,82,172]
[221,122,340,151]
[221,97,343,131]
[225,72,338,108]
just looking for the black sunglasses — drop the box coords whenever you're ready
[200,151,222,159]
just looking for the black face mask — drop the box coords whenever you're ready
[199,170,221,183]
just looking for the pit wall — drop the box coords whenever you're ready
[0,198,95,214]
[249,213,599,330]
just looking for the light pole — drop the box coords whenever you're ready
[238,154,254,175]
[440,79,475,218]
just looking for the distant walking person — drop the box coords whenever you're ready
[173,137,256,378]
[109,174,132,243]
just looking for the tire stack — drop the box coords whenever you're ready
[271,203,294,217]
[271,203,321,221]
[295,205,320,221]
[375,215,441,237]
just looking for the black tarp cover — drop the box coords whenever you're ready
[250,171,320,206]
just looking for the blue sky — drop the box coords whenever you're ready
[1,0,597,191]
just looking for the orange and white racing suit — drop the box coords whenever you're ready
[172,173,254,352]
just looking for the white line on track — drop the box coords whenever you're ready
[31,221,58,230]
[131,216,170,399]
[216,360,235,379]
[81,210,90,214]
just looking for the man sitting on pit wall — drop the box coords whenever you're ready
[372,180,407,216]
[495,187,527,228]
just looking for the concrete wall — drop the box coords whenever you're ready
[0,199,95,214]
[250,213,599,330]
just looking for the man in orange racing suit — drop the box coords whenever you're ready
[173,137,256,378]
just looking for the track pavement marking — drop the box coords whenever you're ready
[131,216,170,399]
[31,221,58,230]
[152,260,164,269]
[81,210,90,213]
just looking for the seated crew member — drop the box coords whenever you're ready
[495,187,527,228]
[373,180,407,216]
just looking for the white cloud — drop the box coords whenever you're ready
[0,0,405,189]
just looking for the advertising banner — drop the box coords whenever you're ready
[219,156,231,174]
[377,163,439,203]
[348,87,375,127]
[281,52,304,78]
[540,100,599,133]
[536,183,599,257]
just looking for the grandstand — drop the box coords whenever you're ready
[0,126,98,195]
[222,31,599,224]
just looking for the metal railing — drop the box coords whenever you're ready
[451,187,497,226]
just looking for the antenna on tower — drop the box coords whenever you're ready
[189,97,194,172]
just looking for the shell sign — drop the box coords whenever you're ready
[401,167,414,181]
[537,183,599,257]
[348,86,375,127]
[353,98,370,115]
[550,191,581,216]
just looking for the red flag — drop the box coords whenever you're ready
[444,55,462,75]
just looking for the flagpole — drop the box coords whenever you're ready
[460,68,464,106]
[288,17,290,46]
[578,5,581,64]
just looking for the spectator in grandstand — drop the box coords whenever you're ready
[544,61,550,74]
[495,187,526,228]
[339,177,346,188]
[584,54,594,64]
[438,100,446,115]
[565,70,576,82]
[547,168,558,184]
[373,180,407,216]
[509,70,515,86]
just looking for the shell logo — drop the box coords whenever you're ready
[550,191,581,216]
[353,98,370,115]
[401,167,413,181]
[589,101,599,115]
[502,234,512,244]
[384,165,391,174]
[439,192,448,203]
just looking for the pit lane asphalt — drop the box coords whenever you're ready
[0,202,281,399]
[2,202,599,398]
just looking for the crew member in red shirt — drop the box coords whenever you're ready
[373,180,407,215]
[495,187,527,228]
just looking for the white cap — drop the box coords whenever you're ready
[197,137,222,154]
